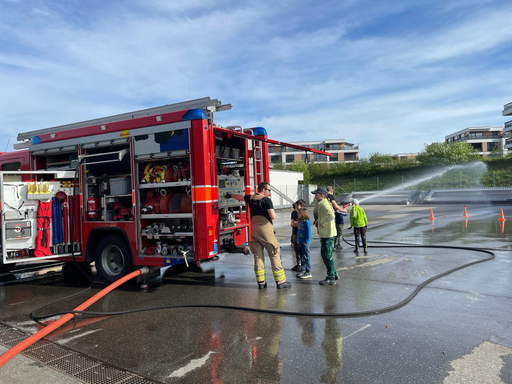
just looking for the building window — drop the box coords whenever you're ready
[313,154,328,162]
[487,142,499,151]
[285,154,295,163]
[329,153,338,161]
[270,156,281,164]
[345,153,357,161]
[471,143,483,151]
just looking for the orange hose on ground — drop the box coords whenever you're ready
[0,268,146,368]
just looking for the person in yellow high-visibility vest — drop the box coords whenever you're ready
[348,199,368,254]
[312,187,337,285]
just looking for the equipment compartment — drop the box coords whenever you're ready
[136,148,194,263]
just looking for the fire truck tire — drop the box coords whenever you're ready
[95,235,134,283]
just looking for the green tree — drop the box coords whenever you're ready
[416,142,479,165]
[308,162,329,181]
[285,161,311,183]
[368,152,394,167]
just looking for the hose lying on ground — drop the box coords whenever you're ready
[29,243,494,320]
[0,268,148,368]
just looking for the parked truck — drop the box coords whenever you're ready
[0,97,330,282]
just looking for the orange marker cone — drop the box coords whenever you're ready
[498,208,506,222]
[462,206,469,218]
[500,222,505,234]
[429,208,435,221]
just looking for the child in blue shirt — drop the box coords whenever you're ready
[297,208,312,279]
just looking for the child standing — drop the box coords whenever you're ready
[290,200,306,272]
[349,199,368,254]
[333,207,348,250]
[297,207,312,279]
[290,203,301,272]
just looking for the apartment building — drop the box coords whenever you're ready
[503,101,512,150]
[445,126,507,156]
[268,139,359,165]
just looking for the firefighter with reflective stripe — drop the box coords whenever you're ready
[230,182,291,290]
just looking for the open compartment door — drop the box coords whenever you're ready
[1,170,81,266]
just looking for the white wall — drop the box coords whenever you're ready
[269,169,303,209]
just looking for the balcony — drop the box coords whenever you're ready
[503,102,512,116]
[505,120,512,131]
[276,145,359,153]
[459,133,502,141]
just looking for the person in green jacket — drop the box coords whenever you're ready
[312,187,338,285]
[349,199,368,254]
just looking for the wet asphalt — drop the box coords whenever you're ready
[0,203,511,383]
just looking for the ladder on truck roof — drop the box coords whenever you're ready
[16,97,232,144]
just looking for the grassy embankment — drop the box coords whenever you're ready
[306,157,512,193]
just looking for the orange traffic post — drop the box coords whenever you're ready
[498,208,506,222]
[462,206,469,218]
[500,222,505,234]
[429,208,435,221]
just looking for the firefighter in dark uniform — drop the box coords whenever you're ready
[230,182,291,289]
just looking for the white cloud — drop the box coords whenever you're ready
[0,1,511,158]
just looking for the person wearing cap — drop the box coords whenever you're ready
[326,186,347,251]
[348,199,368,254]
[312,187,338,285]
[229,182,291,290]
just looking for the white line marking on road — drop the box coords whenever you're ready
[444,341,512,384]
[8,300,30,307]
[59,329,101,344]
[345,324,371,339]
[337,257,397,271]
[169,350,216,378]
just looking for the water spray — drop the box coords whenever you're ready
[359,162,488,203]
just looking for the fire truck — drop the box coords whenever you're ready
[0,97,330,282]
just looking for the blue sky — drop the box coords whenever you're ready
[1,0,511,157]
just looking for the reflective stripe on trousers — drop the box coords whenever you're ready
[250,216,286,284]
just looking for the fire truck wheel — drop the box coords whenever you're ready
[95,235,134,283]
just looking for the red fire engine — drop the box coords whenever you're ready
[0,97,331,282]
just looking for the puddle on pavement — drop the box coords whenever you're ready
[337,254,397,271]
[375,215,512,247]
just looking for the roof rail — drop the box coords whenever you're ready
[17,97,231,142]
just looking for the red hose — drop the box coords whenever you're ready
[0,268,146,368]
